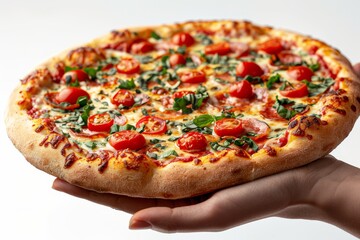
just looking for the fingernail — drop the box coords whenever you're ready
[129,220,152,230]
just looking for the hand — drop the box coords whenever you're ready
[52,64,360,236]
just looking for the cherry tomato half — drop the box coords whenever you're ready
[177,132,208,153]
[280,83,309,98]
[55,87,90,104]
[111,89,135,107]
[236,61,264,78]
[136,116,167,135]
[172,32,195,47]
[205,42,231,55]
[61,69,89,84]
[116,58,140,74]
[214,118,244,137]
[287,66,313,81]
[229,80,254,99]
[131,40,154,54]
[173,90,195,99]
[87,113,114,132]
[109,130,146,150]
[258,38,283,55]
[169,53,186,67]
[180,70,207,83]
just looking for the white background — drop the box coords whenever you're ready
[1,0,360,239]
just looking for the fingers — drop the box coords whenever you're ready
[353,63,360,77]
[129,171,296,233]
[52,178,156,213]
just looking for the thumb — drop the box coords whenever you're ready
[353,63,360,77]
[129,202,219,233]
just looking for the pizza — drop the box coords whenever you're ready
[6,20,360,199]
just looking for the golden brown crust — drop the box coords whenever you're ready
[6,20,360,199]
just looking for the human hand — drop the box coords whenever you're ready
[52,63,360,236]
[52,155,360,237]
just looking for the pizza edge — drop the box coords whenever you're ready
[5,20,360,199]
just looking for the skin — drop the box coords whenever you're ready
[52,64,360,237]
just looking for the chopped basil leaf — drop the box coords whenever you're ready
[146,152,158,160]
[110,124,120,134]
[243,75,263,84]
[150,31,161,40]
[306,62,320,72]
[266,73,281,89]
[161,55,170,69]
[272,96,307,120]
[76,96,88,107]
[168,136,180,141]
[117,79,136,90]
[64,66,78,72]
[141,108,148,116]
[233,136,259,152]
[176,46,187,54]
[195,34,213,45]
[173,85,209,114]
[210,142,229,151]
[303,78,335,96]
[135,55,154,64]
[84,67,99,79]
[159,150,178,159]
[84,141,97,149]
[150,139,164,144]
[193,114,215,127]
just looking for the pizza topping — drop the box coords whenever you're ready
[279,83,309,98]
[87,113,114,132]
[287,66,313,81]
[55,87,90,105]
[214,118,243,137]
[258,38,283,55]
[179,70,207,83]
[273,96,308,120]
[204,42,231,55]
[136,116,167,135]
[177,132,207,152]
[169,54,186,67]
[61,69,90,84]
[229,80,254,99]
[111,89,135,107]
[172,32,195,47]
[130,40,154,54]
[109,130,146,150]
[236,61,264,78]
[116,58,141,74]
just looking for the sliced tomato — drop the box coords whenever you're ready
[131,40,154,54]
[173,90,195,99]
[111,89,135,107]
[55,87,90,104]
[287,66,313,81]
[116,58,140,74]
[205,42,231,55]
[87,113,114,132]
[136,116,167,135]
[61,69,89,83]
[177,132,207,152]
[109,130,146,150]
[214,118,244,137]
[169,53,186,67]
[241,118,270,141]
[258,38,283,55]
[180,70,206,83]
[280,83,309,98]
[236,61,264,78]
[229,80,253,99]
[172,32,195,47]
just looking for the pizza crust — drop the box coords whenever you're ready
[6,20,360,199]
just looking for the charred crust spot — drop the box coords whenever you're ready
[306,134,313,140]
[98,150,114,173]
[289,119,299,129]
[356,97,360,104]
[61,143,71,157]
[235,149,250,158]
[351,104,357,112]
[35,125,45,133]
[64,152,78,168]
[264,146,276,157]
[120,150,145,170]
[209,157,219,163]
[291,116,321,137]
[193,158,202,165]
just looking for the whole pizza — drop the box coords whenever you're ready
[6,20,360,199]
